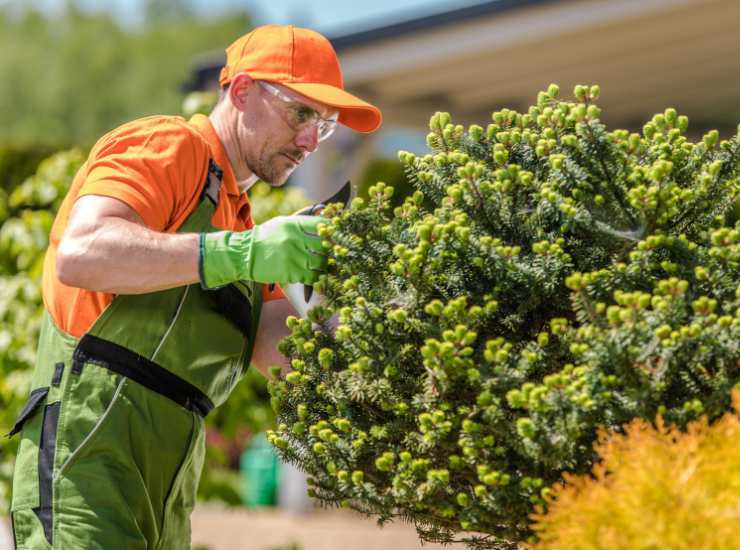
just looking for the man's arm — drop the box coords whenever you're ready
[56,194,200,294]
[59,193,310,372]
[59,192,327,295]
[250,297,297,380]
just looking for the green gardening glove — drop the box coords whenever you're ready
[199,215,327,288]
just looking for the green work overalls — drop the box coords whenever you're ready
[8,160,262,549]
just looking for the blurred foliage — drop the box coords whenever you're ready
[249,180,312,223]
[0,2,250,147]
[530,389,740,548]
[0,150,85,511]
[0,145,58,191]
[355,156,412,209]
[183,91,220,119]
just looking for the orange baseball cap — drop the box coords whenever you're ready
[219,24,382,134]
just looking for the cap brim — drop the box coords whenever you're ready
[280,82,382,133]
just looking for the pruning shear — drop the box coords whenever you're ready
[280,180,353,319]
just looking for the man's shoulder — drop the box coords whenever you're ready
[119,114,204,137]
[91,115,209,158]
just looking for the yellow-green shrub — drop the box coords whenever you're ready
[530,389,740,549]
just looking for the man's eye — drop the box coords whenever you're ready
[291,106,315,124]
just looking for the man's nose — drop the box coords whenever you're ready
[295,124,319,154]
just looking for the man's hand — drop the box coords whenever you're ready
[199,215,327,288]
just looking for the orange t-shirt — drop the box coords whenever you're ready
[43,113,285,338]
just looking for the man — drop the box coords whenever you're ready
[8,24,381,549]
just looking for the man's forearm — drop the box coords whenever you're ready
[57,196,201,294]
[251,298,296,380]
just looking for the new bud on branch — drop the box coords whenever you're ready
[267,84,740,549]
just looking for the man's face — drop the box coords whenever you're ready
[237,81,338,186]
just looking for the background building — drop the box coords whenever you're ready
[188,0,740,200]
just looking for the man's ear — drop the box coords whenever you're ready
[229,72,255,112]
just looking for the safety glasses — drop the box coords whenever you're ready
[258,81,339,142]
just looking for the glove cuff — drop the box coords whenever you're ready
[199,230,254,289]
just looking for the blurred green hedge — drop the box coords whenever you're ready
[0,145,58,192]
[0,149,85,510]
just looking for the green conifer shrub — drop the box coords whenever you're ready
[267,85,740,548]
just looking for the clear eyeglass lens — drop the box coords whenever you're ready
[317,120,337,141]
[262,82,337,141]
[288,107,337,141]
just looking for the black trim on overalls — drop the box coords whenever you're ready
[51,362,65,387]
[5,387,49,438]
[74,335,215,417]
[35,401,61,545]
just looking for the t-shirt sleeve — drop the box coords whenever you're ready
[78,119,209,232]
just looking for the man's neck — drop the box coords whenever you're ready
[208,109,258,193]
[238,173,260,192]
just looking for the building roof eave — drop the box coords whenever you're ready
[328,0,559,51]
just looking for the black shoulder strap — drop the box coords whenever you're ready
[206,281,254,338]
[200,159,224,206]
[198,158,255,338]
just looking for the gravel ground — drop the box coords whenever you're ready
[1,507,455,550]
[191,505,451,550]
